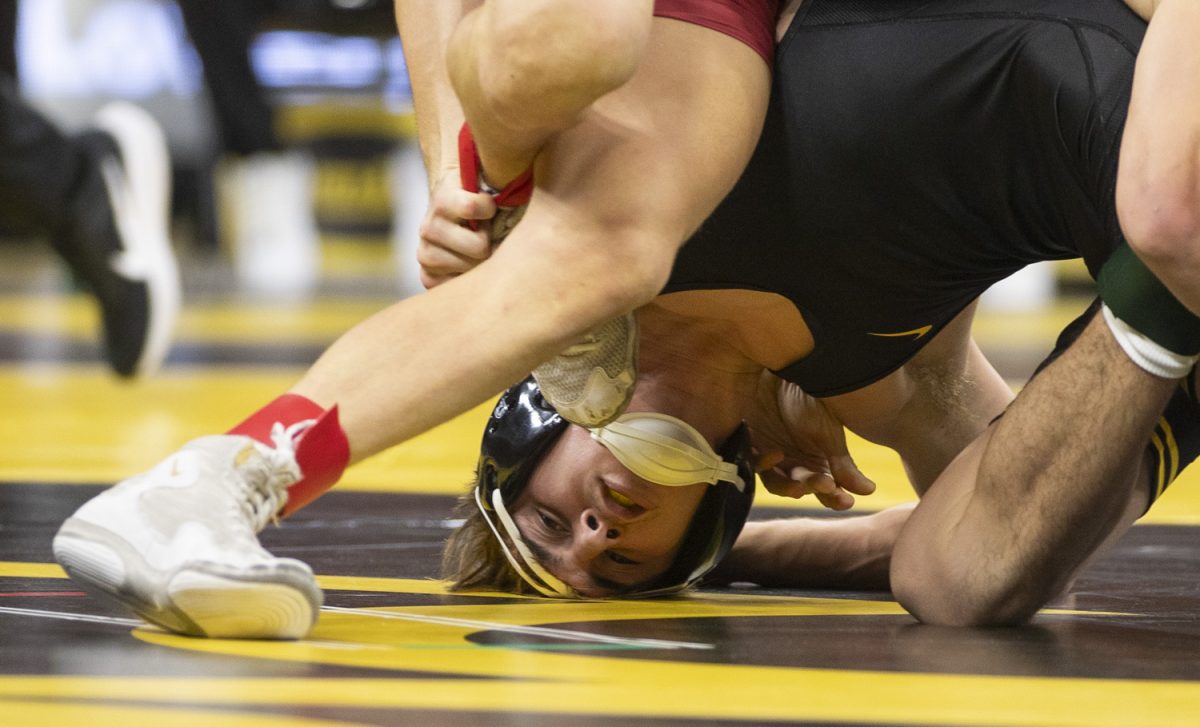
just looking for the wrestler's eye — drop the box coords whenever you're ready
[537,510,566,533]
[606,551,638,565]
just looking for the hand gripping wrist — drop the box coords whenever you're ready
[457,122,534,234]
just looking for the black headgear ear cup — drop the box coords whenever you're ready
[477,377,568,503]
[653,422,755,591]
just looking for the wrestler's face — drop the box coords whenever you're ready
[511,424,708,598]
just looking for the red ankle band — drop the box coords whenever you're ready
[458,122,534,231]
[228,393,325,444]
[228,393,351,516]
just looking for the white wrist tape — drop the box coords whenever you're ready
[1102,304,1200,379]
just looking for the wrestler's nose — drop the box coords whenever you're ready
[576,509,620,558]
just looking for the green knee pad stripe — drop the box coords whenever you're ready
[1098,243,1200,356]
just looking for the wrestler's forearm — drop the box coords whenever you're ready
[1116,0,1200,315]
[393,1,479,178]
[709,506,913,590]
[891,316,1169,625]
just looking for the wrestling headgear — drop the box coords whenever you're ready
[474,376,755,598]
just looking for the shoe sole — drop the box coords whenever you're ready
[92,102,181,378]
[54,517,321,640]
[533,311,639,427]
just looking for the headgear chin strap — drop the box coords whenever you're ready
[588,413,745,491]
[474,487,575,598]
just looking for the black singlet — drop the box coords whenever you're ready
[664,0,1146,396]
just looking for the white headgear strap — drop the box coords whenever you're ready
[474,486,577,598]
[588,413,745,491]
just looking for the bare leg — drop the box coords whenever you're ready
[52,17,768,641]
[446,0,653,186]
[891,314,1172,625]
[291,20,770,461]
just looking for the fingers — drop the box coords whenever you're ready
[416,184,499,288]
[754,449,785,474]
[416,221,492,284]
[828,453,877,496]
[760,466,856,511]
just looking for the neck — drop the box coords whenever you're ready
[631,293,802,445]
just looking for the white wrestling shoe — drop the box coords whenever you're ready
[533,311,639,428]
[52,424,322,640]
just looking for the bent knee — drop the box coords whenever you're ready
[591,229,678,311]
[482,1,650,125]
[891,550,1049,627]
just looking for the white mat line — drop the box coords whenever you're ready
[0,605,142,627]
[320,605,713,650]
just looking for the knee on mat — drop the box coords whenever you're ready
[891,557,1047,627]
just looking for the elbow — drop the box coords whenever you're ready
[890,536,1048,627]
[1117,155,1200,267]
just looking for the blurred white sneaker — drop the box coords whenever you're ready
[225,151,320,298]
[52,425,322,639]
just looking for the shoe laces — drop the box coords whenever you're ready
[236,420,310,532]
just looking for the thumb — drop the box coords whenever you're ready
[828,453,876,496]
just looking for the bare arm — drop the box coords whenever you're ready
[1116,0,1200,315]
[708,505,915,590]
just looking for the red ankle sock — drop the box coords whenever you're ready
[227,393,351,516]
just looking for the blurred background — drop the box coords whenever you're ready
[5,0,426,300]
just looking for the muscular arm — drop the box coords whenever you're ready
[1116,0,1200,315]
